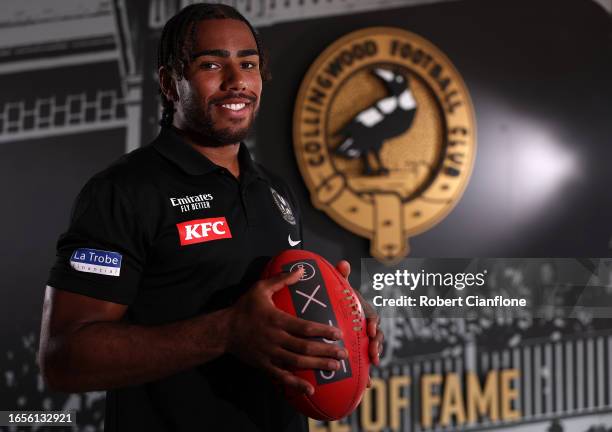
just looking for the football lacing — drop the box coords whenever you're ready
[344,290,362,331]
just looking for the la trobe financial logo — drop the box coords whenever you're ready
[293,27,476,263]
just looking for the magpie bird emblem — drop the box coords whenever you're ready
[334,68,417,176]
[293,28,476,263]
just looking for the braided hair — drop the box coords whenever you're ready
[157,3,271,127]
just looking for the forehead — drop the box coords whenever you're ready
[190,19,257,52]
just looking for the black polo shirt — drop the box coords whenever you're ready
[47,126,307,432]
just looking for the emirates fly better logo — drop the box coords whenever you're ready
[176,217,232,246]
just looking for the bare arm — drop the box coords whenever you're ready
[39,270,346,394]
[38,286,232,392]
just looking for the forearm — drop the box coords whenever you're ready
[41,308,232,392]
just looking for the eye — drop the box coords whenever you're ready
[242,62,258,70]
[200,62,219,70]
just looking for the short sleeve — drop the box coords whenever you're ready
[47,178,146,305]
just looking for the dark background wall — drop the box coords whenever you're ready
[256,0,612,267]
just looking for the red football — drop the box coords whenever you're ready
[263,249,370,420]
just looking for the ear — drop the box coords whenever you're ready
[159,66,179,102]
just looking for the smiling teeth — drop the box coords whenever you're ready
[221,103,246,111]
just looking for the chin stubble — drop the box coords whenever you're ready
[183,93,258,147]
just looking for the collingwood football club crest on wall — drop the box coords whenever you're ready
[293,27,476,263]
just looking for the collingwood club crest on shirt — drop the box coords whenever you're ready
[271,187,296,225]
[293,27,476,263]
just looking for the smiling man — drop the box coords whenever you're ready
[39,4,382,432]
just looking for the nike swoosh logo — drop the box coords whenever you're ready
[288,234,301,247]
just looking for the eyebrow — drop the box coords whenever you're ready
[191,49,259,60]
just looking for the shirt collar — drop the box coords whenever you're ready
[153,126,267,181]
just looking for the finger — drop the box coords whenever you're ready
[367,375,372,388]
[268,365,314,395]
[281,334,348,360]
[367,319,378,338]
[273,349,343,372]
[277,313,342,340]
[361,305,378,323]
[369,339,381,366]
[263,268,304,293]
[335,260,351,279]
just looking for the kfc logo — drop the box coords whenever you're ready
[176,217,232,246]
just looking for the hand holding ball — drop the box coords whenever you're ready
[263,249,370,420]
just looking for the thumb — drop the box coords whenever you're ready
[335,260,351,280]
[265,268,304,294]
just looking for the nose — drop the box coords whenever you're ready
[221,63,247,92]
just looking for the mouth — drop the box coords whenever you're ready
[213,99,254,120]
[219,102,248,112]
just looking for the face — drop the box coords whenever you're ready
[169,19,263,146]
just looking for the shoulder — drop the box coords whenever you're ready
[255,163,295,195]
[72,144,168,224]
[254,162,301,213]
[256,163,284,186]
[91,145,160,190]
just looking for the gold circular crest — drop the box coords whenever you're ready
[293,27,476,263]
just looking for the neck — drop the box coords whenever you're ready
[173,126,241,178]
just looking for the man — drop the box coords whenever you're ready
[39,4,383,431]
